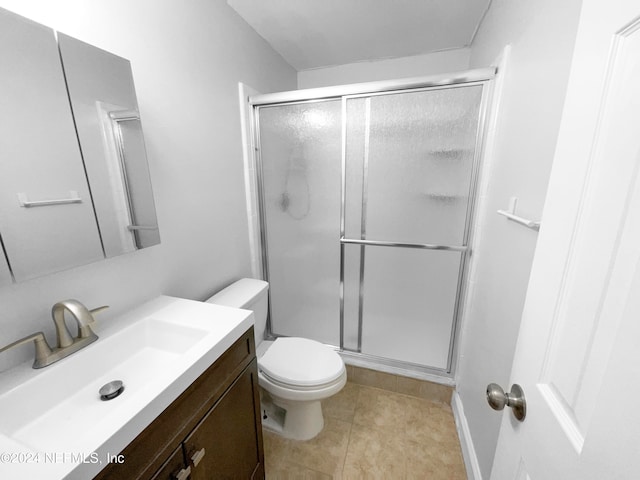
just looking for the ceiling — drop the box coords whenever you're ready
[227,0,491,71]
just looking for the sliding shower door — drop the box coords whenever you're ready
[342,86,483,370]
[255,77,488,373]
[257,101,342,345]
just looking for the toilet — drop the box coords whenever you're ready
[206,278,346,440]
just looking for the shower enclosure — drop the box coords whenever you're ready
[251,69,493,378]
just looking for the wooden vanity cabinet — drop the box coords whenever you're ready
[182,365,261,479]
[94,327,265,480]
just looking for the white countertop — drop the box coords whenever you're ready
[0,296,253,480]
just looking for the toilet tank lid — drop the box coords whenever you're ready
[205,278,268,308]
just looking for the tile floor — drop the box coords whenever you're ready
[263,381,467,479]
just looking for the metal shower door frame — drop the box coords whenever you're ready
[252,97,340,344]
[251,69,494,379]
[339,82,492,376]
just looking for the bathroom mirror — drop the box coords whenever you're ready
[0,8,159,282]
[58,33,160,256]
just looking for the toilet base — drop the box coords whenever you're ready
[260,395,285,434]
[260,391,325,441]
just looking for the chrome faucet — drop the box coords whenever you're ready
[0,300,109,369]
[52,300,108,348]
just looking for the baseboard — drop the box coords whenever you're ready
[452,391,483,480]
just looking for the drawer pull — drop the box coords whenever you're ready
[173,465,191,480]
[191,447,206,467]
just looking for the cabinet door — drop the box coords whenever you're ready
[0,8,104,281]
[150,445,190,480]
[183,360,264,480]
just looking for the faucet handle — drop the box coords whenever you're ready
[77,305,108,340]
[0,332,53,369]
[80,305,109,339]
[89,305,109,316]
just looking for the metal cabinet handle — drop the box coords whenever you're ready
[191,447,206,467]
[486,383,526,421]
[173,465,191,480]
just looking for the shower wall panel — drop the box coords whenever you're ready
[364,87,482,245]
[360,248,462,369]
[258,101,342,345]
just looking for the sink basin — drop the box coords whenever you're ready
[0,296,253,479]
[1,318,206,450]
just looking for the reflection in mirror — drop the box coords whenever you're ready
[0,9,105,282]
[58,33,160,257]
[109,111,160,249]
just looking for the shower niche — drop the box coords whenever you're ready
[253,72,491,376]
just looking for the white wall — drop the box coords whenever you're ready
[455,0,583,477]
[297,48,470,89]
[0,0,296,372]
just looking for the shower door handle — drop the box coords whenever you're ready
[339,237,467,252]
[486,383,526,421]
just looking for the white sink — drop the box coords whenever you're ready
[0,296,253,480]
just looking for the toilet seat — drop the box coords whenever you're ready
[259,369,343,391]
[259,337,345,388]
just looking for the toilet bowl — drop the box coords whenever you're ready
[206,278,346,440]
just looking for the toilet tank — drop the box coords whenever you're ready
[205,278,269,346]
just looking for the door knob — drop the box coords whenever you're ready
[486,383,526,421]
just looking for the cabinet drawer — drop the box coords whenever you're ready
[94,327,256,480]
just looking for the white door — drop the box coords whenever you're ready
[490,0,640,478]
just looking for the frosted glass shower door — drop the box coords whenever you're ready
[257,101,342,345]
[343,86,483,370]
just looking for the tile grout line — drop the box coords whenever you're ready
[338,382,361,477]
